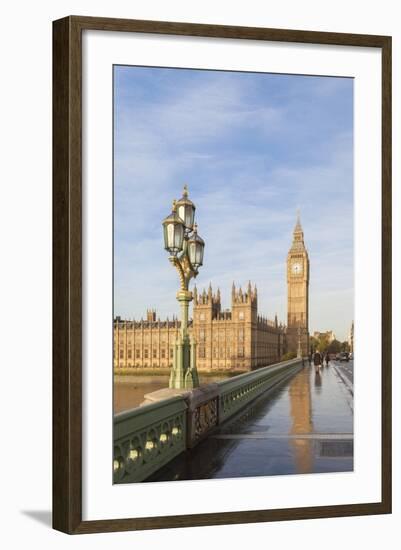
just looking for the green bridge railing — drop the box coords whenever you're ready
[113,358,303,483]
[217,358,303,422]
[113,396,187,483]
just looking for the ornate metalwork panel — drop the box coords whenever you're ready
[191,397,218,442]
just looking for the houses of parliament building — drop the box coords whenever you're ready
[114,215,310,371]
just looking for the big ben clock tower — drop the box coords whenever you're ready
[287,213,310,356]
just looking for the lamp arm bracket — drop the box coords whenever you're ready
[169,251,197,291]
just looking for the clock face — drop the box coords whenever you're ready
[292,262,302,275]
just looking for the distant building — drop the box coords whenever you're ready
[313,330,337,343]
[114,282,286,372]
[114,215,313,371]
[348,321,354,353]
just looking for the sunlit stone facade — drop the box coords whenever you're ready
[286,215,310,355]
[114,282,286,372]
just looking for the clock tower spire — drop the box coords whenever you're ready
[287,212,310,356]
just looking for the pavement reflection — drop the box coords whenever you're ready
[289,366,313,474]
[147,362,353,482]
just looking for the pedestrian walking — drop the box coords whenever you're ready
[313,350,322,372]
[325,352,330,366]
[308,352,312,366]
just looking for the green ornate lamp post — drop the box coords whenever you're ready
[162,186,205,389]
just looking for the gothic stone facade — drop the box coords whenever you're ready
[114,283,286,372]
[114,215,310,370]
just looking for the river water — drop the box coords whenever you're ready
[114,374,230,413]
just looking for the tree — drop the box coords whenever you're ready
[341,341,350,352]
[309,336,318,353]
[311,333,330,352]
[327,339,342,354]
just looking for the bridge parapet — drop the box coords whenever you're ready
[218,359,303,422]
[113,358,303,483]
[113,395,187,483]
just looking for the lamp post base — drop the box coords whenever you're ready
[168,289,199,390]
[169,334,199,389]
[169,369,199,390]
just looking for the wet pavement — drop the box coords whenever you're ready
[148,362,354,482]
[333,359,354,384]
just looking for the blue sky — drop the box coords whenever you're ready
[114,66,353,341]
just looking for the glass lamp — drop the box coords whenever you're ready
[187,224,205,269]
[162,201,185,255]
[175,185,195,230]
